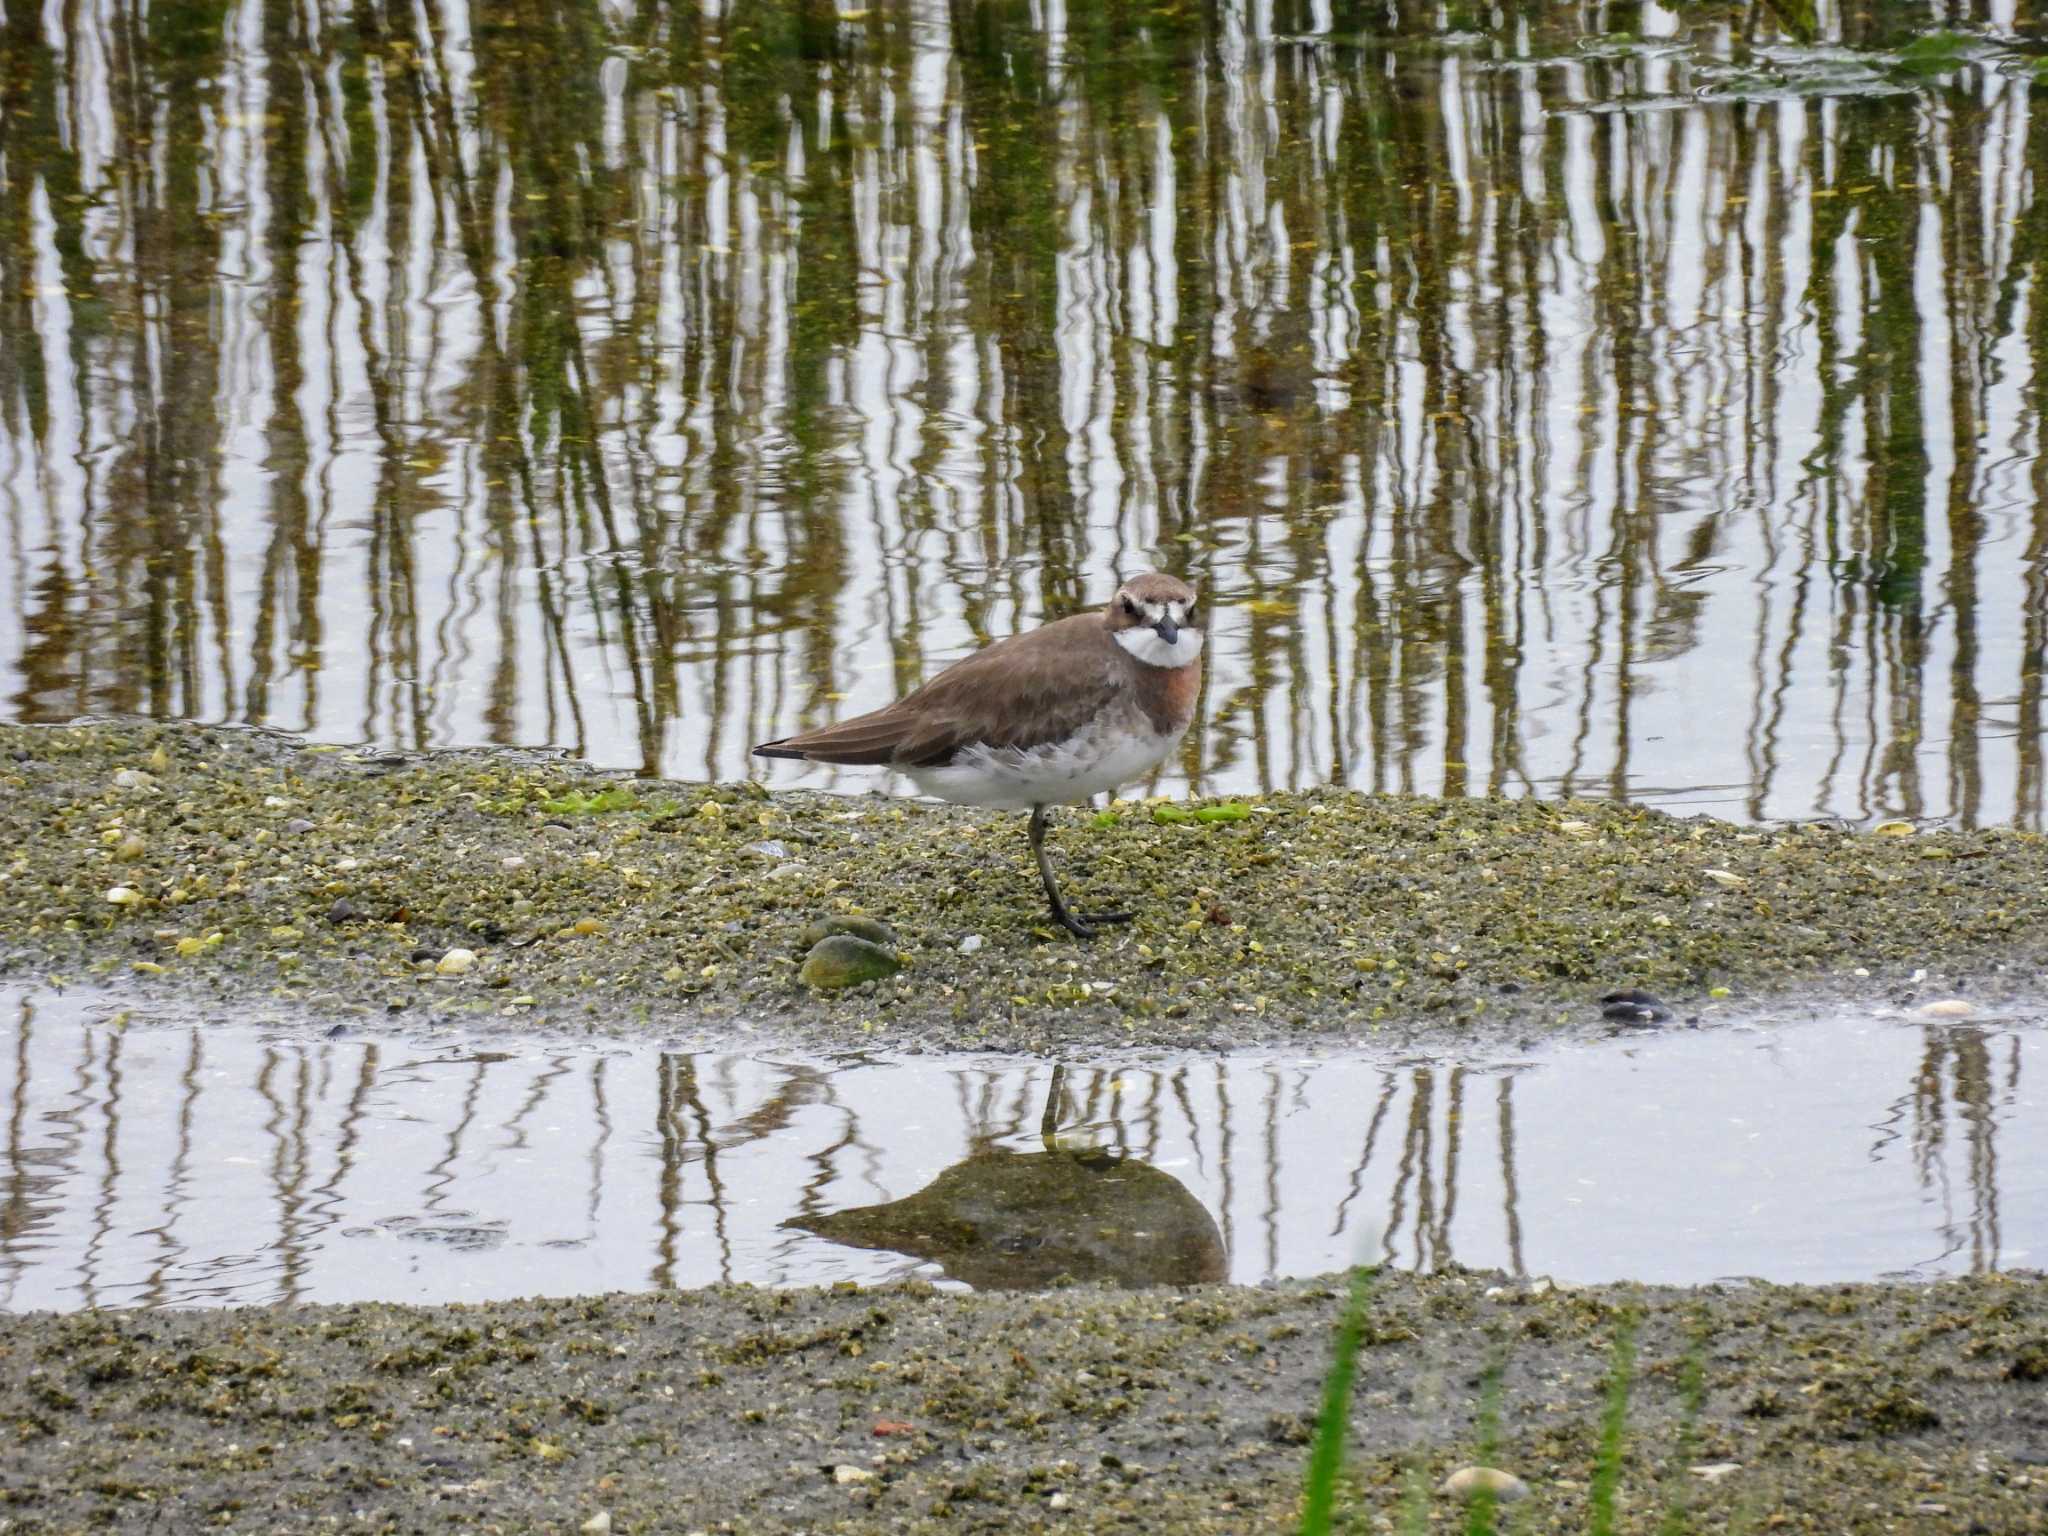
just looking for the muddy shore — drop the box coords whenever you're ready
[1,723,2042,1053]
[1,723,2044,1533]
[4,1273,2045,1533]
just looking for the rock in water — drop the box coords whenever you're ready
[799,934,902,990]
[1600,987,1671,1023]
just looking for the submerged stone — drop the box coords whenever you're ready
[799,934,902,990]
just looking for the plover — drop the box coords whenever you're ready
[753,572,1204,938]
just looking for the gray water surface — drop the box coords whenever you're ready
[1,987,2037,1310]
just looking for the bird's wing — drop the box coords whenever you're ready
[754,616,1123,767]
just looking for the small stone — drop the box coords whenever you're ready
[538,821,575,839]
[436,948,478,976]
[798,915,898,951]
[745,839,793,860]
[104,886,144,906]
[281,817,316,836]
[115,834,147,862]
[327,899,362,925]
[263,794,292,809]
[1690,1462,1742,1483]
[1702,868,1748,888]
[113,768,157,791]
[1440,1466,1529,1502]
[580,1513,612,1534]
[501,855,527,870]
[832,1465,874,1485]
[1915,998,1975,1020]
[958,934,984,956]
[572,918,607,936]
[799,935,903,990]
[1600,988,1671,1023]
[1872,819,1916,836]
[1048,1491,1071,1510]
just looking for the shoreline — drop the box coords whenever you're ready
[2,722,2044,1531]
[2,722,2042,1054]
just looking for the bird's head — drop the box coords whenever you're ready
[1107,573,1203,668]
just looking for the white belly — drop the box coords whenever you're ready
[905,720,1184,810]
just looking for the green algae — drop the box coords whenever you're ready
[2,723,2043,1050]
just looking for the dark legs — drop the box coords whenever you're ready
[1027,804,1132,940]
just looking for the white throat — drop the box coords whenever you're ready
[1115,626,1204,669]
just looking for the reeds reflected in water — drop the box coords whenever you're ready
[0,988,2036,1309]
[2,3,2047,822]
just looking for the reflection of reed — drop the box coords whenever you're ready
[2,4,2045,825]
[0,1004,2035,1306]
[1905,1025,2004,1273]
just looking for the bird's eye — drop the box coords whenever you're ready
[1122,598,1141,618]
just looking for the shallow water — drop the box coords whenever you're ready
[3,3,2048,826]
[2,986,2037,1309]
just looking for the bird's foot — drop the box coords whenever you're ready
[1054,908,1133,940]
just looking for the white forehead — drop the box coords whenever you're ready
[1127,596,1190,619]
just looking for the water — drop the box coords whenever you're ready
[3,3,2048,826]
[2,987,2038,1310]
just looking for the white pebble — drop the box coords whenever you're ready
[104,886,143,906]
[1689,1462,1742,1483]
[580,1513,612,1535]
[1915,998,1976,1020]
[832,1465,874,1485]
[435,948,477,976]
[958,934,984,956]
[1441,1466,1529,1502]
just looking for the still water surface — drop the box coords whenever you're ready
[2,987,2037,1309]
[4,3,2048,823]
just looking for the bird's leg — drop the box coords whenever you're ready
[1028,804,1132,940]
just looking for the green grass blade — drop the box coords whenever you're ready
[1657,1322,1709,1536]
[1299,1263,1379,1536]
[1464,1355,1507,1536]
[1588,1312,1641,1536]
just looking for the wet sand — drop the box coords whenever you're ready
[3,1274,2045,1532]
[2,723,2042,1052]
[1,723,2044,1531]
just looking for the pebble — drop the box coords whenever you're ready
[580,1514,612,1535]
[281,817,316,836]
[112,768,157,791]
[1600,988,1670,1024]
[1689,1462,1742,1482]
[1440,1466,1529,1502]
[958,934,985,956]
[501,855,526,870]
[832,1465,874,1485]
[745,839,793,860]
[435,948,478,976]
[798,914,897,951]
[104,886,143,906]
[1048,1491,1071,1510]
[799,935,903,990]
[114,834,147,862]
[1915,998,1976,1020]
[326,899,362,925]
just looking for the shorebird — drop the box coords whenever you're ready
[753,573,1203,938]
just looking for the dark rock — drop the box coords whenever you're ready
[1600,988,1671,1023]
